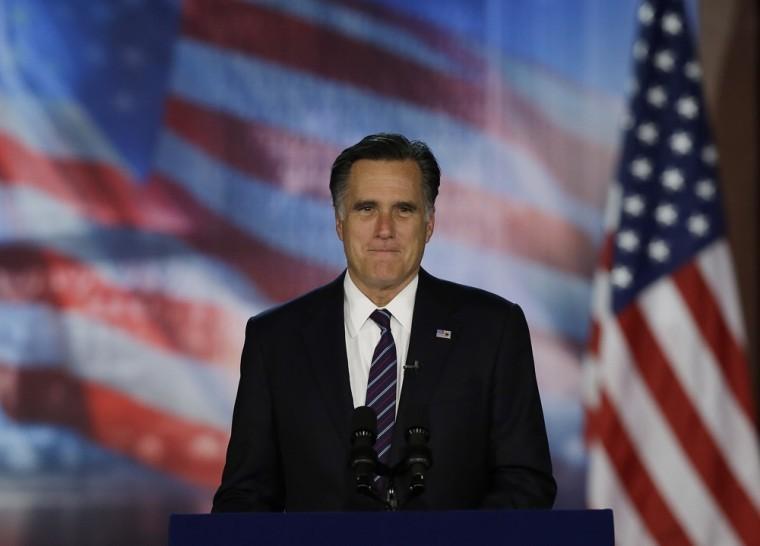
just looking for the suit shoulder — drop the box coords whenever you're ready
[428,274,521,314]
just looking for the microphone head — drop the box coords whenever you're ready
[351,406,377,438]
[404,405,430,442]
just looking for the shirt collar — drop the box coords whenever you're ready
[344,271,418,337]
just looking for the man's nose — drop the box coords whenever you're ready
[375,211,394,238]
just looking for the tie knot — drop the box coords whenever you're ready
[370,309,392,331]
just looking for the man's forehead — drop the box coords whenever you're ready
[347,159,423,193]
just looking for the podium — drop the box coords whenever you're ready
[169,510,614,545]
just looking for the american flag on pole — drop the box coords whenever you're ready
[584,1,760,545]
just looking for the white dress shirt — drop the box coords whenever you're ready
[343,271,418,410]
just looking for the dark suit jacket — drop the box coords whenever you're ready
[212,268,556,511]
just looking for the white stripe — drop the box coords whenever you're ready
[602,183,622,232]
[582,268,612,407]
[367,380,397,408]
[170,39,602,236]
[377,421,394,439]
[368,360,395,391]
[155,132,592,341]
[0,185,268,313]
[639,278,760,509]
[498,58,624,148]
[589,268,612,326]
[247,0,470,77]
[0,95,126,169]
[697,241,747,345]
[0,303,236,429]
[370,343,394,368]
[598,313,741,545]
[587,442,657,546]
[377,445,391,459]
[376,402,394,420]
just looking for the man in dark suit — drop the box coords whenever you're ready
[212,134,556,512]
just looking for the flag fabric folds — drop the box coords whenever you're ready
[1,0,630,504]
[584,1,760,544]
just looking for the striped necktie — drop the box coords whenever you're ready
[366,309,397,468]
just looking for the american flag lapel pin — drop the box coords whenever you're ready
[435,329,452,340]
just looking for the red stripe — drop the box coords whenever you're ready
[435,181,595,276]
[0,244,243,366]
[0,131,339,302]
[594,393,692,545]
[164,96,335,201]
[0,133,141,225]
[0,364,226,488]
[673,261,757,422]
[598,234,614,272]
[618,304,760,545]
[587,320,601,357]
[145,173,339,301]
[324,0,486,74]
[165,96,596,276]
[180,0,613,207]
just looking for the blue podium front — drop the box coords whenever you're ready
[169,510,614,546]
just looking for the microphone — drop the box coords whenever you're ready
[349,406,378,495]
[402,360,421,371]
[404,410,431,497]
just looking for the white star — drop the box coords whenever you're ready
[190,434,224,459]
[637,122,659,144]
[136,434,164,461]
[633,40,649,61]
[112,91,135,112]
[647,86,667,108]
[670,131,693,155]
[662,13,683,35]
[695,179,716,200]
[661,167,684,190]
[648,239,670,262]
[654,50,676,72]
[702,145,718,164]
[617,230,640,252]
[623,194,646,216]
[122,46,145,68]
[655,203,678,226]
[638,2,655,25]
[688,214,710,236]
[630,157,653,180]
[676,96,699,119]
[685,60,702,80]
[611,266,633,289]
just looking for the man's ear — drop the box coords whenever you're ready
[425,211,435,242]
[335,213,344,241]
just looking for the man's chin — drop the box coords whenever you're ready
[367,271,415,292]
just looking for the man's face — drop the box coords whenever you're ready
[336,159,434,304]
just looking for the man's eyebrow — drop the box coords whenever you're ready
[394,201,418,210]
[352,200,377,209]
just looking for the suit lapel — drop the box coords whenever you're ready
[390,269,459,466]
[301,274,354,444]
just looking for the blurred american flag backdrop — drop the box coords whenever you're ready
[4,0,750,545]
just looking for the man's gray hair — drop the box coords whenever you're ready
[329,133,440,219]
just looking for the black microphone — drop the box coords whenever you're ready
[404,411,431,497]
[402,360,421,371]
[349,406,378,495]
